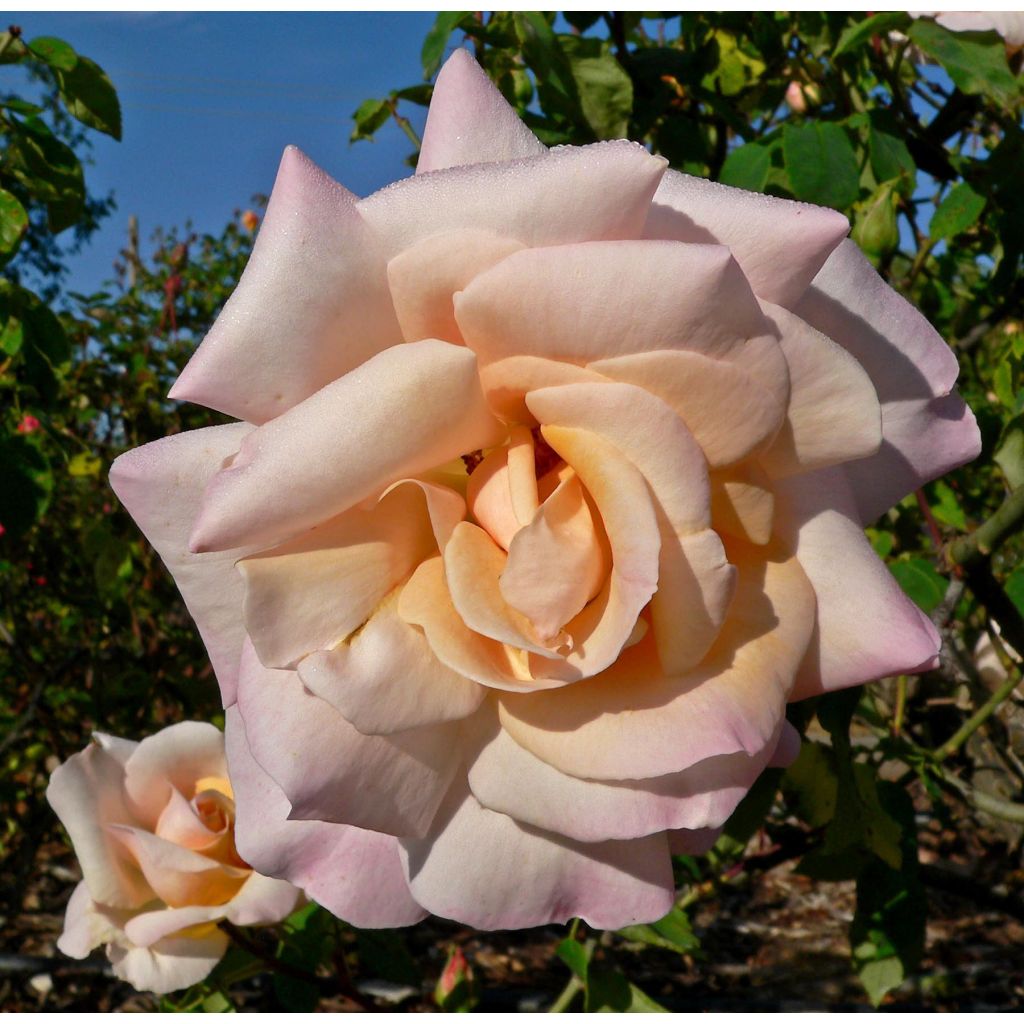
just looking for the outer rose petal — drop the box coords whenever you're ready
[57,882,119,959]
[236,641,460,837]
[794,238,980,522]
[400,781,674,930]
[777,468,941,700]
[467,713,784,842]
[455,240,772,369]
[46,741,152,908]
[108,423,255,707]
[757,303,883,479]
[169,147,402,424]
[190,340,504,554]
[645,167,849,306]
[121,874,301,948]
[225,707,426,927]
[108,927,229,996]
[417,48,547,173]
[358,141,667,258]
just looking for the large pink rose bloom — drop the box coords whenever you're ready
[46,723,302,993]
[109,51,980,929]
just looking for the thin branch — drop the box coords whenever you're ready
[947,486,1024,570]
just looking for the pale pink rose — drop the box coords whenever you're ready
[46,722,302,994]
[109,51,980,930]
[912,11,1024,51]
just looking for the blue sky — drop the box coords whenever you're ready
[6,12,440,295]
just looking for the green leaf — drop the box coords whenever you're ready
[704,30,766,97]
[0,435,53,537]
[929,480,967,530]
[355,928,420,987]
[909,19,1021,107]
[0,189,29,265]
[514,12,579,118]
[995,415,1024,490]
[719,142,771,192]
[200,990,235,1012]
[890,558,946,613]
[56,55,122,139]
[421,11,470,79]
[993,360,1015,409]
[27,35,78,71]
[850,786,926,1006]
[0,315,24,356]
[586,969,668,1013]
[783,122,860,209]
[68,451,102,477]
[555,937,590,978]
[0,30,25,64]
[350,98,391,142]
[930,182,985,242]
[7,116,86,217]
[618,906,699,954]
[565,50,633,139]
[1005,566,1024,617]
[783,742,838,828]
[868,116,915,193]
[834,12,911,57]
[723,765,782,844]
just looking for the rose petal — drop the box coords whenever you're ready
[108,423,256,706]
[388,229,524,344]
[539,425,662,680]
[238,481,445,669]
[400,781,674,930]
[531,386,734,674]
[225,707,426,927]
[667,828,722,856]
[455,240,772,370]
[108,927,229,995]
[710,462,775,546]
[47,741,151,908]
[169,147,401,423]
[57,882,118,959]
[757,303,882,479]
[236,641,459,837]
[298,588,486,735]
[444,521,564,656]
[590,348,787,468]
[123,722,227,829]
[467,712,783,843]
[794,238,980,522]
[155,787,221,850]
[359,141,667,259]
[108,826,247,908]
[499,544,815,780]
[776,468,942,700]
[398,556,559,692]
[189,340,504,554]
[645,167,849,306]
[417,48,547,173]
[501,472,607,642]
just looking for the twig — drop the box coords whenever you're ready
[934,667,1021,761]
[947,486,1024,570]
